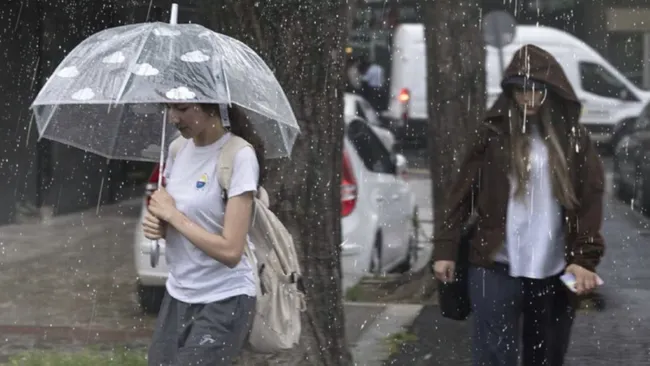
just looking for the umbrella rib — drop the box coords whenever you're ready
[113,23,156,105]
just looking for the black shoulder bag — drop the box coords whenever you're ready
[438,128,491,321]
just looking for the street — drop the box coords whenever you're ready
[386,162,650,365]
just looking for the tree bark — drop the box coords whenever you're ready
[200,2,353,365]
[423,0,486,252]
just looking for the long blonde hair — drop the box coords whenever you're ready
[508,98,578,209]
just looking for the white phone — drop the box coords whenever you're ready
[560,273,604,293]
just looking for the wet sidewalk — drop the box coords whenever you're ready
[385,194,650,365]
[0,199,419,365]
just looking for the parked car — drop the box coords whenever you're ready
[133,116,418,313]
[613,102,650,213]
[344,92,395,151]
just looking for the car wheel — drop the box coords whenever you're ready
[369,233,383,276]
[137,283,165,315]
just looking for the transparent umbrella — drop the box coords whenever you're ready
[30,7,299,161]
[30,4,299,267]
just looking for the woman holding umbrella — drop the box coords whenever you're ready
[143,103,262,365]
[30,9,301,363]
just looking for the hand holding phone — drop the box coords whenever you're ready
[560,272,604,293]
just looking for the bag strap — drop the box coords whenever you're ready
[168,136,188,162]
[217,135,253,193]
[216,135,260,271]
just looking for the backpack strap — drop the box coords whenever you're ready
[217,136,263,276]
[168,136,188,161]
[217,135,253,194]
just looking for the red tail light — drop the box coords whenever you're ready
[398,88,410,103]
[146,164,164,206]
[398,88,410,121]
[341,150,358,217]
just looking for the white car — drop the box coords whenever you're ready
[339,116,418,280]
[134,117,418,313]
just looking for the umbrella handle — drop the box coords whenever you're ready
[150,240,160,267]
[150,108,168,268]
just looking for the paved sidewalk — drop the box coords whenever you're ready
[385,192,650,365]
[0,200,419,365]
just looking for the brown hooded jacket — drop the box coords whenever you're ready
[432,44,605,272]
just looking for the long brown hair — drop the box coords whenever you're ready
[508,95,577,209]
[200,104,266,185]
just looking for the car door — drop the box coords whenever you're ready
[346,120,404,268]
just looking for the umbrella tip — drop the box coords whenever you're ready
[170,3,179,25]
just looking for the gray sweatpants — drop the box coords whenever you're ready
[148,291,256,366]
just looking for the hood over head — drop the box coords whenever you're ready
[486,44,582,128]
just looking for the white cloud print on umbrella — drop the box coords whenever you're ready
[71,88,95,101]
[132,63,160,76]
[166,86,196,100]
[102,51,126,64]
[180,50,210,63]
[56,66,80,78]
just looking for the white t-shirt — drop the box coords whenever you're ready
[163,133,258,303]
[494,125,566,279]
[362,64,384,88]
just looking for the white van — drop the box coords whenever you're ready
[385,23,650,146]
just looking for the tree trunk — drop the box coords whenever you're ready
[200,2,353,365]
[424,0,486,252]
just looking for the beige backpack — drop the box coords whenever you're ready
[169,135,306,353]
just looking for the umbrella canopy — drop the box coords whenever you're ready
[31,22,299,161]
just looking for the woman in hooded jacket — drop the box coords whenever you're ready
[432,44,606,366]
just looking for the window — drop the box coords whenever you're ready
[358,99,382,126]
[579,61,631,100]
[346,120,395,174]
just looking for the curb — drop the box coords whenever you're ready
[407,168,429,178]
[350,303,423,366]
[0,324,153,344]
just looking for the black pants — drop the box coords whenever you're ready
[468,264,575,366]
